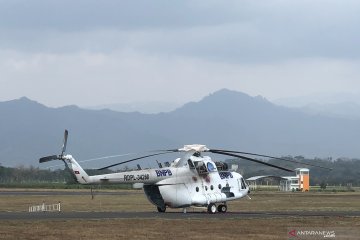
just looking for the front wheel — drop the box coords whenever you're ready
[157,206,166,213]
[207,203,217,214]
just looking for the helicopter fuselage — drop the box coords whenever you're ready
[65,154,249,210]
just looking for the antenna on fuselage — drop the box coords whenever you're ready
[137,164,142,170]
[156,160,163,168]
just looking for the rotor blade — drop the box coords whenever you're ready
[209,150,294,172]
[97,151,175,170]
[39,155,59,163]
[79,153,136,164]
[150,149,179,153]
[210,149,332,171]
[61,129,68,157]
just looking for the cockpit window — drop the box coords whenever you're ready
[188,159,195,169]
[207,162,216,172]
[241,178,247,189]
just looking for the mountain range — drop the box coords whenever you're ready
[1,89,359,168]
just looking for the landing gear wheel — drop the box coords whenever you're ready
[218,204,227,213]
[157,206,166,213]
[207,203,217,214]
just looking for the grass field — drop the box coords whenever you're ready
[0,189,359,239]
[1,217,359,240]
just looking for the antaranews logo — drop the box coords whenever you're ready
[288,228,336,239]
[288,229,297,238]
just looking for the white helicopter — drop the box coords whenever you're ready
[40,130,329,214]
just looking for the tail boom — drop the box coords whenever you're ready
[64,155,164,185]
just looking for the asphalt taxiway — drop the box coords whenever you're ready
[1,211,359,221]
[0,190,140,196]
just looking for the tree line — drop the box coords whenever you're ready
[0,156,359,187]
[0,165,114,187]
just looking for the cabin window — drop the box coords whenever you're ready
[218,184,222,189]
[196,187,199,192]
[205,186,208,191]
[210,185,214,191]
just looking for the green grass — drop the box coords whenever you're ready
[0,190,359,239]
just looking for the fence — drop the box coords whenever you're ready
[29,202,61,212]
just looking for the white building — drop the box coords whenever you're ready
[247,168,310,192]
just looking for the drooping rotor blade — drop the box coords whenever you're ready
[60,129,68,157]
[209,150,294,172]
[210,149,332,171]
[39,155,59,163]
[97,151,176,170]
[78,153,136,164]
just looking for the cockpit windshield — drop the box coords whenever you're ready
[207,162,216,172]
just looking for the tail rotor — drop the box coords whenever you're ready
[39,129,69,163]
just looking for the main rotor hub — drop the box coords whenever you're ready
[178,144,209,152]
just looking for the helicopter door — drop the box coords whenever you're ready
[199,175,210,203]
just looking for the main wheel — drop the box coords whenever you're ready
[207,203,217,214]
[157,206,166,213]
[217,204,227,213]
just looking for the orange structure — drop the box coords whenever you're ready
[296,168,309,191]
[277,168,310,191]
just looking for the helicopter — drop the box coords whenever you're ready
[39,130,330,214]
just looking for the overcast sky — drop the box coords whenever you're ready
[1,0,359,107]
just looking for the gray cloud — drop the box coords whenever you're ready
[0,0,360,106]
[1,0,359,61]
[0,0,238,31]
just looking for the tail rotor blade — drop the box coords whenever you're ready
[39,129,69,164]
[39,155,59,163]
[61,129,68,157]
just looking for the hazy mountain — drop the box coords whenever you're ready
[274,92,360,107]
[0,97,179,168]
[1,90,360,168]
[296,102,360,120]
[87,101,181,114]
[274,93,360,119]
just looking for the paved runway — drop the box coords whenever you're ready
[1,210,359,221]
[0,190,140,196]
